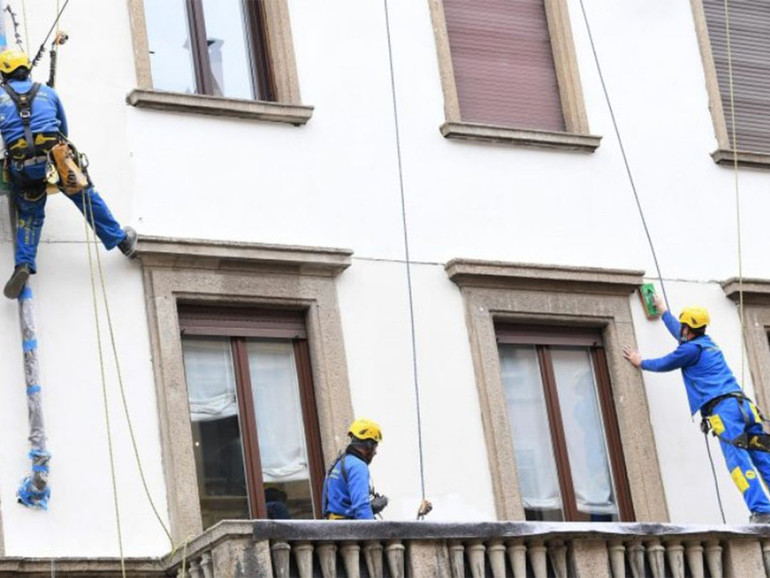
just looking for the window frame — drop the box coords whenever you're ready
[126,0,313,124]
[427,0,601,151]
[690,0,770,168]
[179,306,326,520]
[447,259,667,521]
[722,279,770,416]
[497,324,635,521]
[137,236,354,542]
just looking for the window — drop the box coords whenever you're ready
[127,0,312,123]
[428,0,600,150]
[143,0,272,101]
[692,1,770,167]
[722,279,770,417]
[496,325,633,522]
[137,237,353,541]
[446,259,667,521]
[179,306,324,528]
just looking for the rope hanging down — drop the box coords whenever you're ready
[381,0,432,520]
[721,0,747,390]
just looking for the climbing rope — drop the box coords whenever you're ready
[19,0,28,53]
[82,195,126,578]
[576,0,670,311]
[82,191,173,547]
[381,0,429,518]
[721,0,747,390]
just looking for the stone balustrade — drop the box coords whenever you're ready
[2,520,770,577]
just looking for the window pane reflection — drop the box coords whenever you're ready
[182,337,249,530]
[201,0,255,99]
[144,0,197,93]
[499,345,564,521]
[247,340,314,519]
[551,347,619,521]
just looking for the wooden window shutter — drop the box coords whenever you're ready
[703,1,770,153]
[443,0,566,131]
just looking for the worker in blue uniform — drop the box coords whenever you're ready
[0,48,136,299]
[624,294,770,523]
[322,418,385,520]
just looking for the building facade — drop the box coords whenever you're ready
[1,0,770,574]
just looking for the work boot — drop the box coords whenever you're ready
[3,264,30,299]
[750,512,770,524]
[117,226,137,259]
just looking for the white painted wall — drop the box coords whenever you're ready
[0,0,766,557]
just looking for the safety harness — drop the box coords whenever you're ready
[1,82,56,161]
[701,392,770,452]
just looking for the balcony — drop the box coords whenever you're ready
[2,520,770,577]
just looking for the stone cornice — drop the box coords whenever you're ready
[722,278,770,305]
[446,259,644,295]
[136,235,352,277]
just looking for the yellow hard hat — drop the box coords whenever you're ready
[348,418,382,443]
[679,306,710,329]
[0,49,30,75]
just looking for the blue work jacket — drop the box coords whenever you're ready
[323,452,374,520]
[641,311,742,414]
[0,78,68,145]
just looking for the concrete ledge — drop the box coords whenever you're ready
[711,149,770,169]
[446,259,644,295]
[722,277,770,305]
[136,235,353,277]
[440,122,601,152]
[251,520,770,541]
[126,89,314,125]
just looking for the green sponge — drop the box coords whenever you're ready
[640,283,660,319]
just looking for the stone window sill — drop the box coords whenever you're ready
[711,149,770,169]
[440,122,601,152]
[126,89,313,125]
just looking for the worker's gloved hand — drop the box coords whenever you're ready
[653,293,667,315]
[370,493,389,514]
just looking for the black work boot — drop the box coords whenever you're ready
[750,512,770,524]
[4,264,31,299]
[117,226,137,259]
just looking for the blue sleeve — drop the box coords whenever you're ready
[660,310,681,341]
[346,458,374,520]
[53,91,68,137]
[641,342,700,372]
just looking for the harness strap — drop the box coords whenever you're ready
[701,393,770,452]
[2,83,42,159]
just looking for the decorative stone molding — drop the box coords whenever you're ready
[136,236,354,542]
[722,278,770,413]
[126,0,310,124]
[447,259,668,522]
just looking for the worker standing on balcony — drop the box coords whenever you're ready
[624,293,770,524]
[322,418,388,520]
[0,48,136,300]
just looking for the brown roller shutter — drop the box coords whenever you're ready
[703,1,770,153]
[444,0,566,131]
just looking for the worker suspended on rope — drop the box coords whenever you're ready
[624,293,770,524]
[0,48,136,300]
[322,418,389,520]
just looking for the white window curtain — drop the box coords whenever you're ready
[182,337,239,422]
[500,346,563,512]
[551,348,617,516]
[247,341,310,483]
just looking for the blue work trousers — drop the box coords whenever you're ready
[708,397,770,514]
[13,181,125,273]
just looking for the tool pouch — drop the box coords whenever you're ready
[51,142,88,195]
